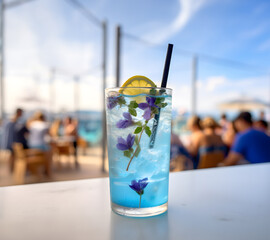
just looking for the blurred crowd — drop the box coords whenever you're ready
[1,108,79,173]
[1,107,270,178]
[170,111,270,171]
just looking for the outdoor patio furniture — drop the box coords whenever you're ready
[50,137,77,168]
[12,143,51,184]
[198,151,225,169]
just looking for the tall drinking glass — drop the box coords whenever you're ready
[105,87,172,217]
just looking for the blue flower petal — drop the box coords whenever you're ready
[143,108,151,120]
[117,137,126,145]
[138,103,149,110]
[147,97,159,108]
[129,180,140,192]
[138,178,148,189]
[117,134,135,151]
[116,143,129,151]
[127,134,135,148]
[129,178,149,195]
[123,112,132,121]
[107,97,118,110]
[116,119,130,128]
[139,177,148,182]
[129,184,138,192]
[146,97,154,106]
[131,179,137,185]
[116,112,133,129]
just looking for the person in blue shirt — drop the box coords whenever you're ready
[222,112,270,166]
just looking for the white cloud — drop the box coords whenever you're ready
[144,0,209,43]
[205,76,227,92]
[171,0,207,33]
[170,75,270,113]
[197,76,270,112]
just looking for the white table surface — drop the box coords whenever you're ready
[0,163,270,240]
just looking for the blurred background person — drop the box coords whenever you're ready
[200,117,226,151]
[218,113,230,136]
[49,119,63,138]
[1,108,24,171]
[259,111,265,121]
[64,116,79,167]
[2,108,23,151]
[254,120,268,135]
[223,120,238,149]
[28,111,49,151]
[170,129,193,171]
[197,117,226,168]
[0,118,3,141]
[187,116,203,156]
[222,112,270,166]
[186,115,203,168]
[171,130,183,146]
[14,118,29,150]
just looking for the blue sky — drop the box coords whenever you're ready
[4,0,270,115]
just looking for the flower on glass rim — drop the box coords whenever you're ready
[107,96,118,110]
[116,134,135,151]
[116,112,133,128]
[138,97,158,120]
[129,178,148,195]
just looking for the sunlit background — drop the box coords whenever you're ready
[0,0,270,185]
[2,0,270,113]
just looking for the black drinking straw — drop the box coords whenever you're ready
[149,43,173,148]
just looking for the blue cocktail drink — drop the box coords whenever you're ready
[105,86,172,217]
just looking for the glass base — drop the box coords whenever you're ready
[111,202,168,218]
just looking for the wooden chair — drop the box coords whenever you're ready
[77,137,88,155]
[198,151,225,169]
[51,141,76,168]
[12,143,51,184]
[52,142,73,157]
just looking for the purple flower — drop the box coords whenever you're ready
[138,97,158,120]
[138,97,158,109]
[116,112,133,128]
[107,96,118,110]
[147,97,158,108]
[116,134,135,151]
[142,108,151,120]
[129,178,149,195]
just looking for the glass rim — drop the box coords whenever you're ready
[105,87,172,91]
